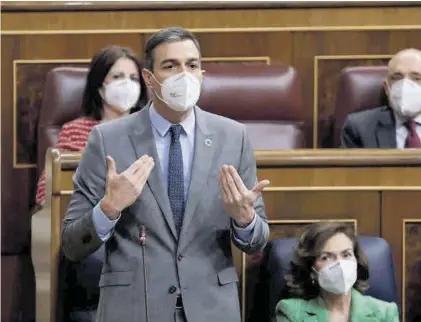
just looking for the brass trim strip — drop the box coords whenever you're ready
[3,25,421,35]
[56,186,421,196]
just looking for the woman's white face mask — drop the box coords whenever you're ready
[314,259,357,295]
[101,78,140,112]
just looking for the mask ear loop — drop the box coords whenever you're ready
[146,71,172,107]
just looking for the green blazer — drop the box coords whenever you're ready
[276,289,399,322]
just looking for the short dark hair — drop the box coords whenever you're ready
[285,222,369,300]
[82,46,148,120]
[144,26,201,71]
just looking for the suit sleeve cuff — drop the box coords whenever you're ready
[92,203,120,241]
[232,212,256,244]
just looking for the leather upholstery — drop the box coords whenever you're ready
[266,236,399,320]
[333,66,388,147]
[199,63,305,149]
[37,67,89,178]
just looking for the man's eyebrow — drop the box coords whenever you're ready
[160,59,177,65]
[160,58,200,65]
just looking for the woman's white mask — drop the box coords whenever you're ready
[102,78,140,112]
[315,259,357,295]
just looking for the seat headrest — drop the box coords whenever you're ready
[333,65,388,146]
[198,63,303,121]
[37,67,88,176]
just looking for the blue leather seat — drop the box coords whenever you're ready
[266,236,399,320]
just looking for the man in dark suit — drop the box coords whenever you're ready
[341,48,421,148]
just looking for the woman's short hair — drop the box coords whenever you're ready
[82,46,148,120]
[285,222,369,299]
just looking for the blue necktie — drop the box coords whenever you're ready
[168,124,185,236]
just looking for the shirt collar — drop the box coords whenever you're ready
[149,102,196,137]
[393,110,421,127]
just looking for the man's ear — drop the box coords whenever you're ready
[383,79,390,97]
[199,69,206,84]
[142,68,153,87]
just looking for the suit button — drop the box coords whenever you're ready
[81,234,92,244]
[177,254,183,261]
[168,285,177,294]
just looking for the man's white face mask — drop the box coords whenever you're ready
[152,72,201,112]
[389,78,421,118]
[102,78,140,112]
[315,259,357,295]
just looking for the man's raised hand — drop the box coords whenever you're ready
[100,155,154,219]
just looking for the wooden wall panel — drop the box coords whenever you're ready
[263,191,380,237]
[404,221,421,322]
[195,32,293,65]
[2,7,421,31]
[382,192,421,322]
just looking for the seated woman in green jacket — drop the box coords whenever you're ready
[276,222,399,322]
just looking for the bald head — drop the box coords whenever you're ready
[387,48,421,82]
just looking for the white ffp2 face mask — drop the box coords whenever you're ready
[390,79,421,118]
[155,72,201,112]
[316,259,357,295]
[102,78,140,112]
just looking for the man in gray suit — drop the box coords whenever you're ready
[62,27,270,322]
[341,48,421,148]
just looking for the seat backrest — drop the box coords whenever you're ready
[37,67,89,177]
[198,63,306,149]
[266,236,399,318]
[333,66,388,147]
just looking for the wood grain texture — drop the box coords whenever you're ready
[382,192,421,322]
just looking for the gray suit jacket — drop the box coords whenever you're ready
[61,106,269,322]
[340,106,397,148]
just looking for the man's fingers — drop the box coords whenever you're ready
[219,171,231,203]
[106,156,117,177]
[220,165,241,201]
[227,166,247,193]
[134,158,155,182]
[251,180,270,194]
[125,155,150,175]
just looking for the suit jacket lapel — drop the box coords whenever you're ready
[375,107,397,148]
[128,106,177,240]
[179,107,216,247]
[350,289,380,322]
[303,298,329,322]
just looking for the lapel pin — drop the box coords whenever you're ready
[204,138,212,147]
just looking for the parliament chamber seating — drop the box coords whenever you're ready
[332,66,388,147]
[33,63,306,322]
[37,67,89,178]
[265,236,399,321]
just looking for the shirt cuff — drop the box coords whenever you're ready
[92,203,120,241]
[232,212,257,244]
